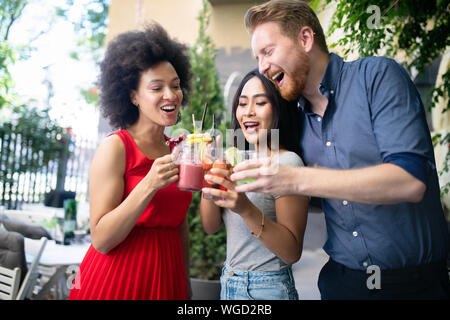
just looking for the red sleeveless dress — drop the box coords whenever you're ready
[69,129,192,300]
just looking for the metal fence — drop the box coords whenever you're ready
[63,134,98,203]
[0,123,97,209]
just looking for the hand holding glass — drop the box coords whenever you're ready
[235,150,258,185]
[202,146,231,200]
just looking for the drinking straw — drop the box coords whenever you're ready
[212,113,216,142]
[200,102,208,132]
[192,114,196,132]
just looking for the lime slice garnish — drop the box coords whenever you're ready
[188,138,203,144]
[225,147,242,167]
[187,133,204,140]
[187,133,208,145]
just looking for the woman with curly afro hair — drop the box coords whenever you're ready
[69,23,194,300]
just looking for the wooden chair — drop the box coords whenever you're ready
[0,266,21,300]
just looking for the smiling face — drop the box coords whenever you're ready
[236,76,274,145]
[251,21,309,101]
[130,61,183,127]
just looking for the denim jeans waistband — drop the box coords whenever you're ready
[220,264,298,300]
[222,264,295,284]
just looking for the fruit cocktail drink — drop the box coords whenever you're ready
[176,133,212,192]
[202,145,241,200]
[202,156,231,200]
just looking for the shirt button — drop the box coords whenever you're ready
[342,200,348,205]
[352,231,358,237]
[326,141,332,147]
[317,116,322,122]
[363,262,368,267]
[330,90,334,95]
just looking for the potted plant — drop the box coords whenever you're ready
[187,192,226,299]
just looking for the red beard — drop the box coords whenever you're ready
[279,48,310,101]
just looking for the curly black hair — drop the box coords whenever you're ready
[99,23,192,129]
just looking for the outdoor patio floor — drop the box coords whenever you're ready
[292,248,328,300]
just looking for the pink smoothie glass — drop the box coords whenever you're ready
[176,140,204,192]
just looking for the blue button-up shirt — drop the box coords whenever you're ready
[298,53,449,270]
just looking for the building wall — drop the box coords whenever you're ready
[209,2,254,53]
[106,0,260,50]
[106,0,203,45]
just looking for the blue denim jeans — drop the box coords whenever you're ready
[220,264,299,300]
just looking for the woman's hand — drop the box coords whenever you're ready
[202,167,252,215]
[145,153,179,191]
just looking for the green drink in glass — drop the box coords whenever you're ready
[225,148,258,185]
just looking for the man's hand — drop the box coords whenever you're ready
[230,156,298,196]
[231,157,426,205]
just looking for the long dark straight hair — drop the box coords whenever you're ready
[231,69,302,156]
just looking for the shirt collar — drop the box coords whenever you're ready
[297,53,344,112]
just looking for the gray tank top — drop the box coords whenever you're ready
[223,151,304,271]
